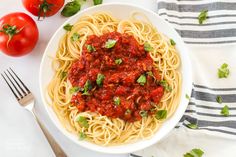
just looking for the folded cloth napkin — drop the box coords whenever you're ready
[130,0,236,156]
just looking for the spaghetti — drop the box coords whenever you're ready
[47,12,181,146]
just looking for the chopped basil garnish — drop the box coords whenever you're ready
[71,33,80,41]
[216,96,223,104]
[76,116,89,128]
[87,45,96,52]
[61,0,81,17]
[159,80,172,92]
[61,71,67,80]
[139,110,148,117]
[63,24,73,31]
[186,123,198,129]
[96,73,105,87]
[146,71,154,77]
[198,10,208,24]
[137,74,146,86]
[115,58,122,65]
[113,97,121,106]
[184,148,204,157]
[82,80,92,95]
[125,109,131,114]
[69,87,80,94]
[144,42,153,52]
[93,0,103,5]
[170,39,176,46]
[155,109,167,120]
[218,63,230,78]
[221,105,229,117]
[79,131,87,140]
[185,94,190,100]
[105,39,117,49]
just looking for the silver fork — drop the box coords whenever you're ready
[1,68,67,157]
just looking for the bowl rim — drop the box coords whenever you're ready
[39,2,192,154]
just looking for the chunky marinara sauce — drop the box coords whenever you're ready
[68,32,164,122]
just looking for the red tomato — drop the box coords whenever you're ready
[22,0,65,19]
[0,12,39,57]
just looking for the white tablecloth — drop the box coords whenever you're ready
[1,0,236,157]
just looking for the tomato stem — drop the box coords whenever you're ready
[0,24,24,47]
[38,0,53,20]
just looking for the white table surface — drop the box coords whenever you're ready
[0,0,156,157]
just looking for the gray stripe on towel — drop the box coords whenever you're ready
[158,2,236,12]
[175,29,236,38]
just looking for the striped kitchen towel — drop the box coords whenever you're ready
[157,0,236,45]
[130,0,236,156]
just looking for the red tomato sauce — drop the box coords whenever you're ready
[68,32,164,122]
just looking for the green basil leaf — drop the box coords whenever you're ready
[93,0,103,5]
[113,96,121,106]
[159,80,172,92]
[216,96,223,104]
[221,105,229,116]
[218,63,230,78]
[76,116,89,128]
[71,33,80,41]
[105,39,117,49]
[63,24,73,31]
[186,123,198,129]
[115,58,122,65]
[137,74,146,86]
[155,109,167,120]
[61,71,67,80]
[184,148,204,157]
[198,10,208,24]
[139,110,148,117]
[185,94,190,100]
[96,73,105,87]
[144,42,153,52]
[170,39,176,46]
[69,87,80,94]
[61,0,81,17]
[79,131,87,140]
[87,45,96,52]
[82,80,92,95]
[125,109,131,114]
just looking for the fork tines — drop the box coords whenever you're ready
[1,68,30,100]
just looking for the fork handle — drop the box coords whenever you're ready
[31,110,67,157]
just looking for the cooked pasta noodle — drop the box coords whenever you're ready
[47,12,181,146]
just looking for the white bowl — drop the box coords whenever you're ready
[39,3,192,154]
